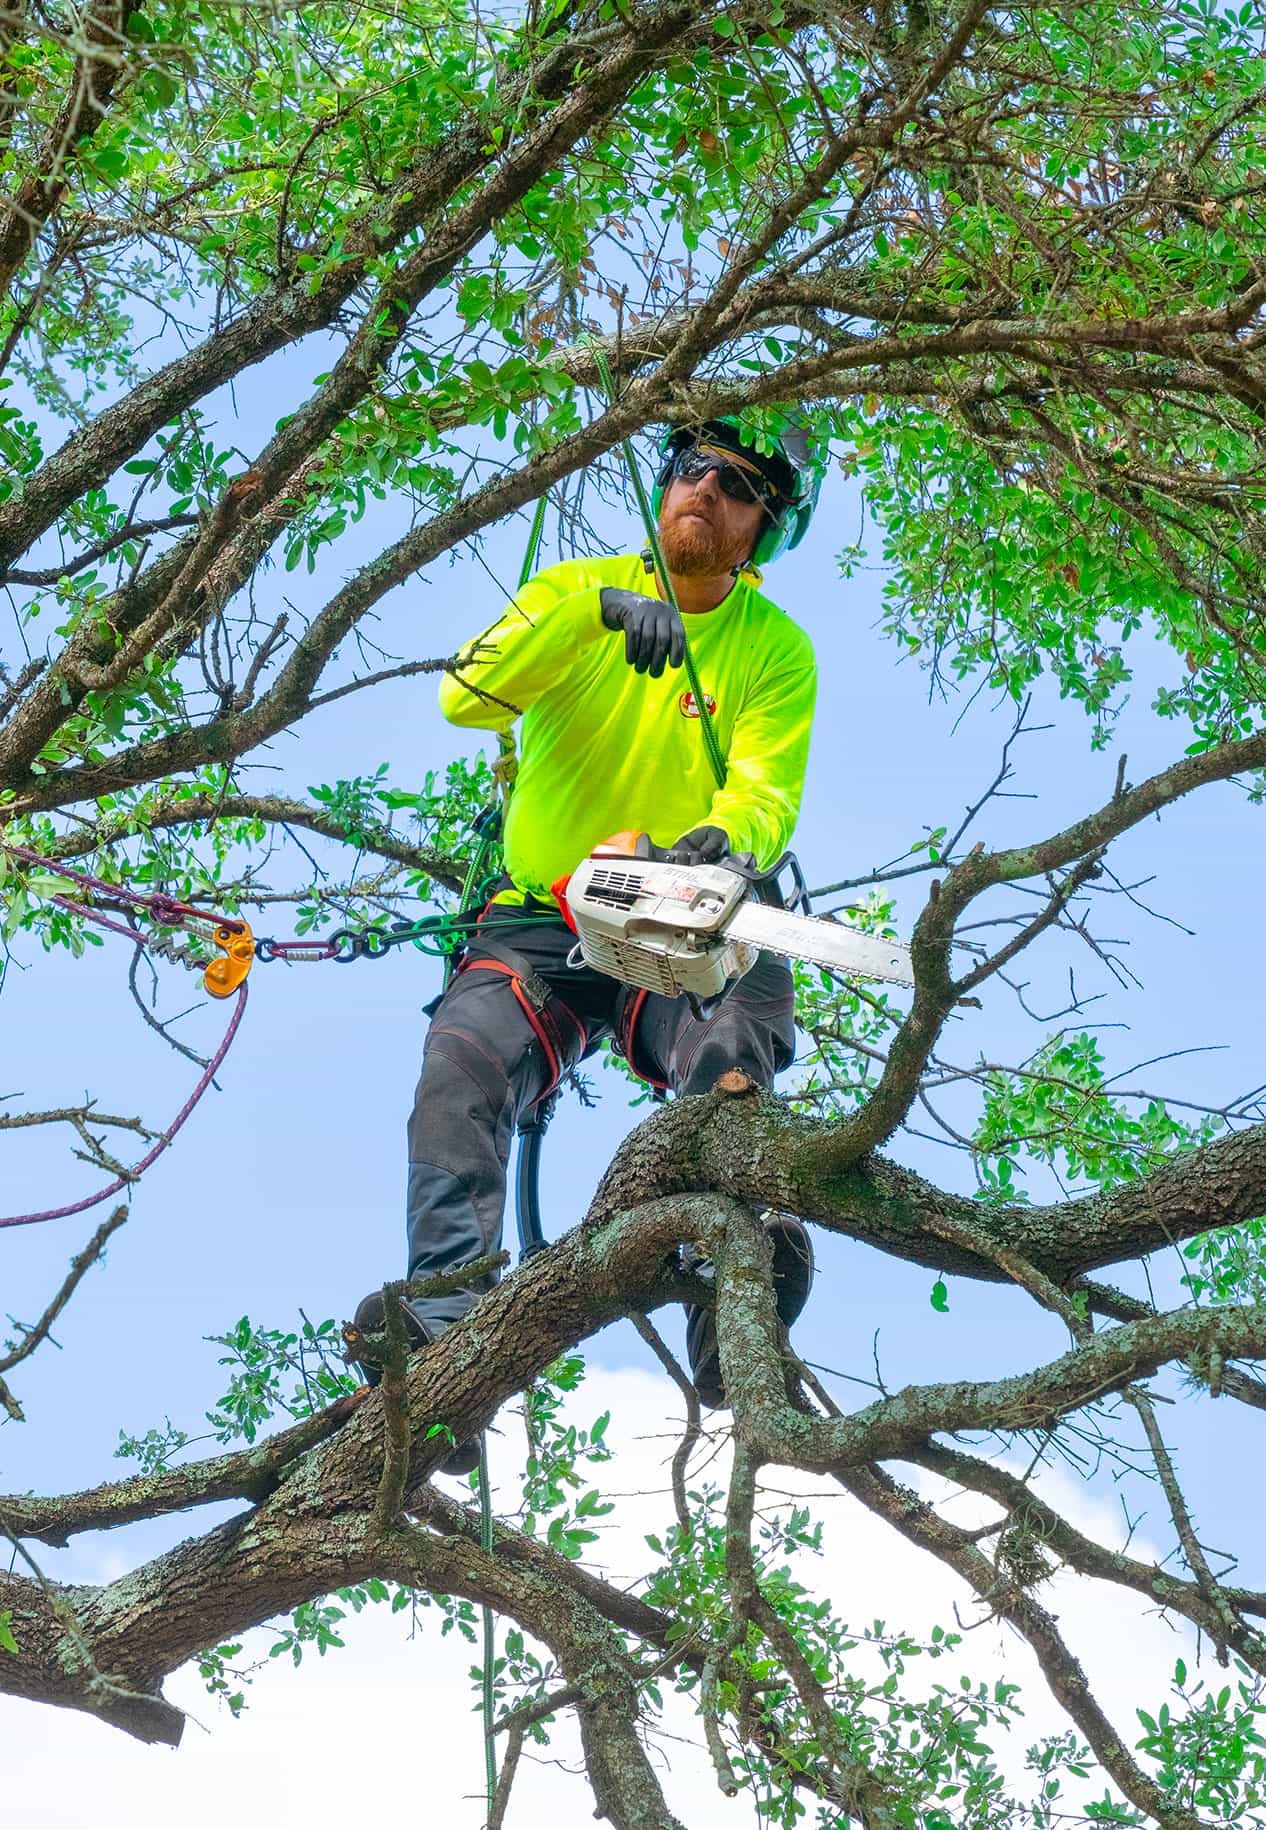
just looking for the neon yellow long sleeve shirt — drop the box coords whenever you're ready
[438,554,817,899]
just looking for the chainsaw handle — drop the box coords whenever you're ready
[719,849,812,915]
[589,830,652,859]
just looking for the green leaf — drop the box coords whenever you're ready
[930,1279,950,1313]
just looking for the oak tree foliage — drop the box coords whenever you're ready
[2,2,1266,1826]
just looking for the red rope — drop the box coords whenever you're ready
[1,842,251,1229]
[0,983,248,1229]
[2,843,246,932]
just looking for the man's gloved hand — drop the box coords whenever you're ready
[600,586,686,678]
[661,825,731,866]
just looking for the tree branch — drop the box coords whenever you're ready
[834,1461,1211,1830]
[0,1205,128,1421]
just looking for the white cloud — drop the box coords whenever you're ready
[0,1364,1198,1828]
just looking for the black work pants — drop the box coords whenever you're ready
[404,900,795,1331]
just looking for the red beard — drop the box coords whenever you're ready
[658,504,744,578]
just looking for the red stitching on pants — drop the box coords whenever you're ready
[549,995,588,1059]
[619,987,671,1092]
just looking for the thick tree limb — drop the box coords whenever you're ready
[704,1194,1266,1468]
[0,1391,368,1547]
[0,1177,1256,1819]
[592,1076,1266,1285]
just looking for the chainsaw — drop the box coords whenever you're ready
[557,834,913,1002]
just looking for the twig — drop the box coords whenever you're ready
[126,937,210,1068]
[305,654,449,713]
[487,1720,525,1829]
[343,1252,511,1368]
[1,514,199,587]
[0,657,47,718]
[0,1206,129,1420]
[954,855,1105,996]
[809,693,1047,896]
[701,1651,741,1797]
[490,1681,581,1737]
[1125,1384,1241,1665]
[231,611,289,710]
[1,1389,368,1546]
[629,1311,701,1533]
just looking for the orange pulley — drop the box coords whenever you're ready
[203,920,255,998]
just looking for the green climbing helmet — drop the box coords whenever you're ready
[651,413,824,567]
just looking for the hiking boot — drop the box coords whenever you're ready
[345,1290,481,1478]
[684,1213,815,1410]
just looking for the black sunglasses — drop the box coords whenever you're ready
[670,445,781,512]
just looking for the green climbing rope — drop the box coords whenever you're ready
[589,345,728,793]
[472,487,550,1821]
[518,491,548,591]
[478,1434,497,1818]
[443,490,551,993]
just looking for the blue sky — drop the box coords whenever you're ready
[2,356,1263,1820]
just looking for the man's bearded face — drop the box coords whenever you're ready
[657,454,769,578]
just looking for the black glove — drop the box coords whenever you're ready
[661,825,731,866]
[600,586,685,678]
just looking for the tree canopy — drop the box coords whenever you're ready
[3,2,1266,1826]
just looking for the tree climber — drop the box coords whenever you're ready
[353,418,824,1473]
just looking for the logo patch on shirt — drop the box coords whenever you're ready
[678,689,718,720]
